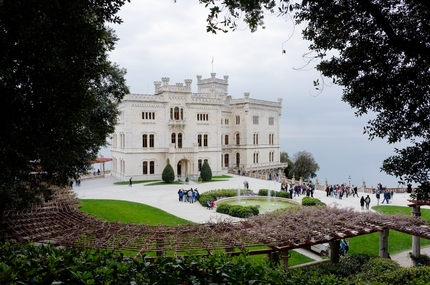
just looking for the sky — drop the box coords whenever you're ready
[102,0,412,188]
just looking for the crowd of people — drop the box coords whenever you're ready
[177,188,199,203]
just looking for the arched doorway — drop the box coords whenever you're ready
[177,159,189,178]
[236,153,240,167]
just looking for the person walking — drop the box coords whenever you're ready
[365,195,371,210]
[376,189,381,205]
[360,196,365,210]
[129,177,133,187]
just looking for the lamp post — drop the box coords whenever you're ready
[348,175,351,187]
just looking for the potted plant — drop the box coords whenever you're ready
[185,176,189,185]
[198,176,202,184]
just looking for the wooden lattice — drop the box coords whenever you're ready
[2,191,430,257]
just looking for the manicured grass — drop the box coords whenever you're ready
[79,199,193,226]
[348,205,430,255]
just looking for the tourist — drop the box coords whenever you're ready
[352,185,359,197]
[183,190,188,203]
[129,177,132,187]
[178,189,183,202]
[340,238,350,256]
[381,190,390,204]
[376,189,380,205]
[360,196,365,210]
[188,188,193,203]
[365,195,371,210]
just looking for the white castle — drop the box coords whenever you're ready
[110,73,285,181]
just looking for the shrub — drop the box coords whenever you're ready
[353,256,401,283]
[200,160,212,181]
[258,189,290,199]
[161,163,175,183]
[198,192,217,207]
[302,197,326,206]
[216,204,258,218]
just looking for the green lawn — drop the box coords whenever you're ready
[79,199,193,226]
[348,205,430,255]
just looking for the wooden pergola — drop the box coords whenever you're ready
[2,190,430,268]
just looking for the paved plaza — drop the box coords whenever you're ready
[73,174,413,224]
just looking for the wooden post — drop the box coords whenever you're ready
[379,228,389,258]
[412,205,421,265]
[329,240,340,263]
[280,250,290,269]
[156,236,164,257]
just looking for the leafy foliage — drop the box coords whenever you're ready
[199,0,430,197]
[301,197,325,206]
[290,151,319,180]
[200,160,213,181]
[216,204,259,218]
[161,163,175,183]
[0,0,129,218]
[258,189,290,198]
[3,242,428,284]
[199,188,254,206]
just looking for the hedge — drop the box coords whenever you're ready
[258,189,290,199]
[216,204,259,218]
[301,197,326,206]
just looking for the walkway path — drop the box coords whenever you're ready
[73,175,421,267]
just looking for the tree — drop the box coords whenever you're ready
[199,0,430,199]
[290,151,319,180]
[280,151,293,178]
[0,0,129,219]
[200,161,213,181]
[162,164,175,183]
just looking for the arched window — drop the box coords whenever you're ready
[180,108,184,120]
[149,134,154,148]
[150,161,155,174]
[174,107,179,120]
[178,133,182,148]
[170,108,173,120]
[224,154,229,167]
[198,134,202,147]
[171,133,176,144]
[203,134,208,147]
[225,135,229,145]
[236,153,240,167]
[235,133,240,145]
[143,161,148,174]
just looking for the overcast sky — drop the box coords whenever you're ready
[104,0,411,188]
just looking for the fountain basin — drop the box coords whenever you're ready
[216,196,300,213]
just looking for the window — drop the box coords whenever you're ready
[253,133,259,145]
[171,133,176,144]
[143,134,155,148]
[269,133,274,145]
[180,108,183,120]
[253,116,259,125]
[253,152,259,163]
[225,119,229,125]
[269,151,274,162]
[149,134,154,148]
[142,134,147,148]
[198,159,202,171]
[170,108,173,119]
[224,154,229,167]
[150,161,155,174]
[236,133,240,145]
[236,115,240,125]
[174,107,179,120]
[178,133,183,148]
[236,153,240,167]
[204,134,208,147]
[143,161,155,174]
[224,135,229,145]
[197,113,209,121]
[142,112,155,120]
[268,117,274,125]
[198,134,202,147]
